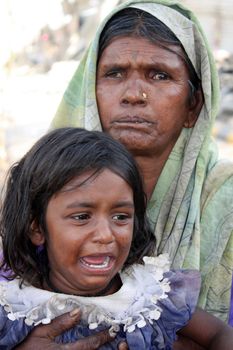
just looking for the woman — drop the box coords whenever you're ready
[15,0,233,349]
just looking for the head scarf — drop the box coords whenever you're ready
[51,0,233,322]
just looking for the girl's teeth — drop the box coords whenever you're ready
[82,256,110,269]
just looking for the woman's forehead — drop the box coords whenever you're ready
[98,36,187,70]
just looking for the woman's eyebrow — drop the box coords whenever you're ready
[100,62,129,69]
[100,60,174,70]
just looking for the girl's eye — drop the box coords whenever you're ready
[112,214,131,222]
[149,71,169,80]
[72,213,90,221]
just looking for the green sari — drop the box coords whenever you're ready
[51,0,233,322]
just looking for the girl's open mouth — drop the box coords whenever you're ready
[80,256,112,269]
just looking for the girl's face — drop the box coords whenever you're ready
[32,169,134,296]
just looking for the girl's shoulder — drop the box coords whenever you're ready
[122,255,201,330]
[121,257,201,348]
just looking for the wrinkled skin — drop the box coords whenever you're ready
[96,36,200,160]
[96,36,203,197]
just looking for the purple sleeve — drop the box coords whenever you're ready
[0,252,33,348]
[147,269,201,349]
[0,306,33,349]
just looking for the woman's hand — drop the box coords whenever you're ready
[173,335,205,350]
[15,309,128,350]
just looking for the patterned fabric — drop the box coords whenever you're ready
[230,276,233,326]
[51,0,233,322]
[0,257,201,349]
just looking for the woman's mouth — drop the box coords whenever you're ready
[115,116,151,124]
[111,116,154,130]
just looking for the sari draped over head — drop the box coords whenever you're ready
[51,0,233,322]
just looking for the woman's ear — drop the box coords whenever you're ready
[29,221,45,246]
[183,85,204,128]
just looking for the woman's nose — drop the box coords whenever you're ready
[92,219,115,244]
[120,79,147,106]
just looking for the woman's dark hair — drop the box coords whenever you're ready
[0,127,155,287]
[98,7,200,94]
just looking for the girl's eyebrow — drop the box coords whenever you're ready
[67,202,93,209]
[112,201,134,208]
[66,200,134,209]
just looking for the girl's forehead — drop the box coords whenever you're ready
[48,169,134,209]
[58,168,129,193]
[59,170,101,192]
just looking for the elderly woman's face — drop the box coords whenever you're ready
[96,36,200,158]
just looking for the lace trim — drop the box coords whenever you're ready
[0,254,171,333]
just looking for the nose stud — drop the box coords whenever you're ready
[142,92,147,99]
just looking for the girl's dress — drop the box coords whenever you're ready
[0,254,200,349]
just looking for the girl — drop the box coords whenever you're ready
[0,127,232,349]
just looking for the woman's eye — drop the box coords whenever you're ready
[149,71,169,80]
[105,70,123,78]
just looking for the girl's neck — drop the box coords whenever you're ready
[44,273,122,297]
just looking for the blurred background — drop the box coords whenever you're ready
[1,0,233,193]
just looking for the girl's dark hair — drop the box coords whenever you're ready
[0,127,155,287]
[98,7,200,94]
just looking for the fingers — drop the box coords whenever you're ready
[66,329,115,350]
[15,310,116,350]
[32,308,82,339]
[118,341,129,350]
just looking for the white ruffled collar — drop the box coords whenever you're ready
[0,254,171,333]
